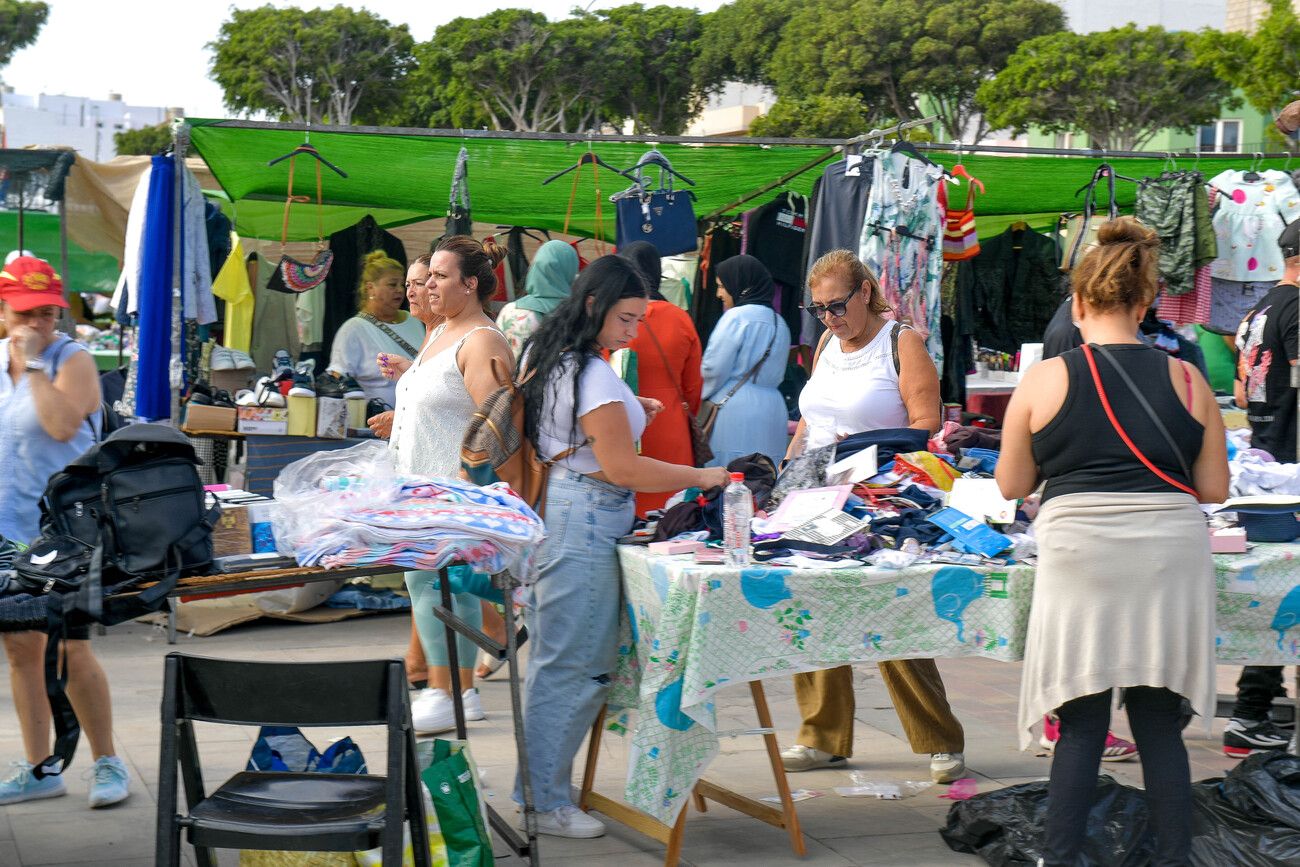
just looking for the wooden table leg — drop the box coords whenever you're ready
[664,799,690,867]
[751,681,807,857]
[579,705,608,811]
[692,788,708,813]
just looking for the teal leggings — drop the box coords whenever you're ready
[406,567,483,670]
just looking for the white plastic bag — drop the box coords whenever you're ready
[272,441,400,555]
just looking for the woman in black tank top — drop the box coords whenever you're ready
[996,218,1229,866]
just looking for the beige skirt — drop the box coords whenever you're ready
[1017,491,1215,749]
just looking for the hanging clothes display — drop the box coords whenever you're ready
[955,225,1062,356]
[1133,171,1215,297]
[803,156,875,289]
[1157,188,1219,327]
[859,149,946,365]
[692,222,742,347]
[249,251,301,372]
[316,214,406,360]
[134,154,175,420]
[744,191,808,338]
[1210,169,1300,282]
[211,233,254,352]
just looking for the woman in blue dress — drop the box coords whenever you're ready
[701,255,791,466]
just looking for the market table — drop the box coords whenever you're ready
[593,543,1300,860]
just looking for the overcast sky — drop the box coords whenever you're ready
[4,1,727,118]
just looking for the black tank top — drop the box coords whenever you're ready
[1032,344,1203,503]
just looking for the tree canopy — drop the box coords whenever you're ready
[693,0,796,90]
[113,123,172,156]
[748,95,872,139]
[978,24,1237,151]
[0,0,48,72]
[208,5,414,125]
[1197,0,1300,147]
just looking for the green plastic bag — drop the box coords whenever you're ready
[420,740,493,867]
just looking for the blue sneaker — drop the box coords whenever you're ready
[0,761,67,805]
[87,756,130,808]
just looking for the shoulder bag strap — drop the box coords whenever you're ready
[360,313,420,358]
[1080,344,1197,497]
[889,321,914,375]
[716,309,779,410]
[643,322,691,412]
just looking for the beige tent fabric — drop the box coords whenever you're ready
[63,155,215,258]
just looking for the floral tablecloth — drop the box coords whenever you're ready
[610,543,1300,825]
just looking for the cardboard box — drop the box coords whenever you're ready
[287,395,317,437]
[237,406,289,435]
[210,368,257,396]
[211,504,252,557]
[182,404,237,432]
[316,397,348,440]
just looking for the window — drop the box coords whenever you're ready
[1053,132,1078,150]
[1198,120,1242,153]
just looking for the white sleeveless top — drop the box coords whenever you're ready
[389,324,499,477]
[798,320,909,450]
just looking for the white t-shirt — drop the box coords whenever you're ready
[537,353,646,475]
[328,313,426,408]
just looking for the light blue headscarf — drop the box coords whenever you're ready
[514,240,580,315]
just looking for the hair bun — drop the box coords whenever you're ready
[481,236,508,269]
[363,249,390,266]
[1097,216,1158,249]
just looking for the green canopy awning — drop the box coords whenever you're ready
[186,119,1299,243]
[0,210,121,293]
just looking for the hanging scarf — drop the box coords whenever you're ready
[514,240,579,315]
[619,240,666,300]
[716,254,775,308]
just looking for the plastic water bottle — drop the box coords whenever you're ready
[723,472,753,566]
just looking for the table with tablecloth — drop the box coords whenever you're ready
[608,543,1300,825]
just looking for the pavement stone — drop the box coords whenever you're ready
[0,611,1262,865]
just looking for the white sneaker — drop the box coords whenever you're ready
[411,688,456,734]
[209,346,235,371]
[930,752,966,783]
[462,687,486,722]
[779,744,846,772]
[521,804,606,839]
[229,349,256,370]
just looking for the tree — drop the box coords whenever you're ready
[114,123,172,156]
[208,5,414,125]
[599,4,714,134]
[748,95,872,139]
[768,0,1065,141]
[0,0,48,72]
[1196,0,1300,148]
[978,24,1236,151]
[693,0,797,89]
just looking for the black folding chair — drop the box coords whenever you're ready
[155,653,430,867]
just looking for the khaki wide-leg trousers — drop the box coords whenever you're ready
[792,660,965,756]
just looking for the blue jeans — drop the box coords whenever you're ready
[513,468,635,811]
[405,566,484,671]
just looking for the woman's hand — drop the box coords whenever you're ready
[377,352,411,381]
[636,396,664,426]
[8,325,46,368]
[696,465,732,491]
[368,410,394,439]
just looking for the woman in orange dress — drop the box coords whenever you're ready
[621,241,704,516]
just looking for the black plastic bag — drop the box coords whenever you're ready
[942,753,1300,866]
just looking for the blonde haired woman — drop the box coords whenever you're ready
[327,250,425,406]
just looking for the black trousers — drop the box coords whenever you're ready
[1043,688,1191,867]
[1232,666,1286,721]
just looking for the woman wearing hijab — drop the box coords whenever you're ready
[495,240,581,358]
[701,254,792,467]
[622,241,704,516]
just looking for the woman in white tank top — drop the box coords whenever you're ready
[781,251,968,787]
[392,236,515,737]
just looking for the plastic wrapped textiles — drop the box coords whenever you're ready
[273,442,545,582]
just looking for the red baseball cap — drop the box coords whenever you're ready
[0,256,67,311]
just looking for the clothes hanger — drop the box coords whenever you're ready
[887,138,937,168]
[267,113,348,178]
[541,149,634,185]
[630,148,696,186]
[948,144,985,193]
[1243,152,1264,182]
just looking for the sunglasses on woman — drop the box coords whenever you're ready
[802,285,859,320]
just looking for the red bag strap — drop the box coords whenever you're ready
[1080,344,1198,498]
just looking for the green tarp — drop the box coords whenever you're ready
[187,119,1299,243]
[0,210,121,293]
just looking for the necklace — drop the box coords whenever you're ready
[884,156,936,211]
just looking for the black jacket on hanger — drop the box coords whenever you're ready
[956,226,1062,355]
[321,215,407,359]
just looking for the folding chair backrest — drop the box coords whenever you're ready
[170,654,397,726]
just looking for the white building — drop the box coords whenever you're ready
[1052,0,1226,32]
[0,88,177,160]
[686,83,777,138]
[1225,0,1300,32]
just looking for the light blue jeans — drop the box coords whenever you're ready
[513,467,635,811]
[405,566,483,671]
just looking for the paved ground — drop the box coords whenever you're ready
[0,610,1255,866]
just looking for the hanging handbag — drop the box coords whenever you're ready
[643,321,713,467]
[696,310,779,441]
[1080,343,1198,497]
[614,157,699,256]
[442,146,472,240]
[1060,164,1119,272]
[942,182,981,261]
[267,153,333,293]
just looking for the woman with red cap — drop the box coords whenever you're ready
[0,256,131,808]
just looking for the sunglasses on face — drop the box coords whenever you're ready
[802,285,859,320]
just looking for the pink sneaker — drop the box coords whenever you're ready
[1039,714,1138,762]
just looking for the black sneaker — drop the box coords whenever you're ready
[316,372,365,400]
[1223,717,1291,757]
[287,371,316,398]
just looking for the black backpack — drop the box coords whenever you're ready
[13,423,218,779]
